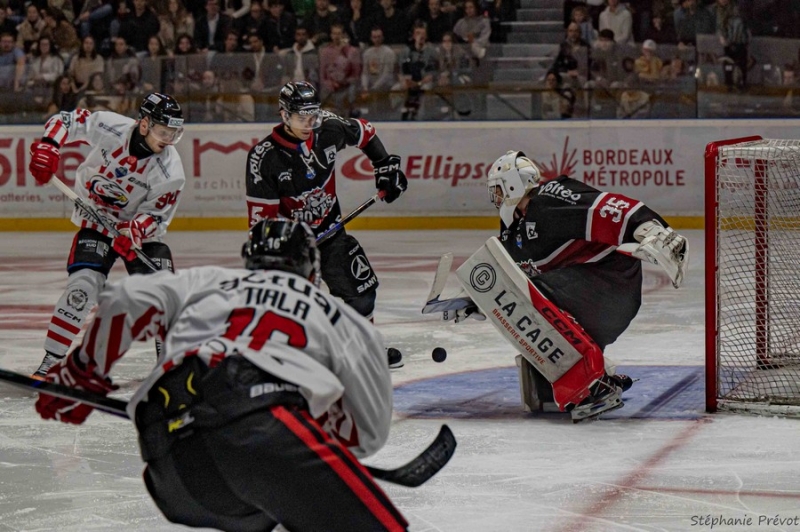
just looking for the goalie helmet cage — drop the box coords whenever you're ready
[705,136,800,416]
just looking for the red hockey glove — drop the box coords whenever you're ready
[113,218,146,261]
[35,354,116,425]
[29,141,61,185]
[374,155,407,204]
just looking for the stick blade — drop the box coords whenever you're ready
[368,425,457,487]
[426,253,454,304]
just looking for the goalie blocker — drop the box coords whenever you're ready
[455,237,605,411]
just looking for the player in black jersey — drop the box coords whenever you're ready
[245,81,407,368]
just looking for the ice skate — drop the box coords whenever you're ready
[32,351,65,380]
[570,374,624,423]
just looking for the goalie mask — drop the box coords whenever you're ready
[242,219,321,286]
[487,151,542,226]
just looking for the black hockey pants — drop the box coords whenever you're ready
[136,355,408,532]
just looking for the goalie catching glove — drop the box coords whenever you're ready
[374,154,407,204]
[34,354,117,424]
[29,141,61,185]
[617,220,689,288]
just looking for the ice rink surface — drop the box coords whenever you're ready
[2,229,800,532]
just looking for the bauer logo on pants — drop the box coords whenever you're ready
[351,255,372,280]
[469,263,496,293]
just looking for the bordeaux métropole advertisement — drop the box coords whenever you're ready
[2,120,800,218]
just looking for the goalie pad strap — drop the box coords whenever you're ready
[455,237,605,411]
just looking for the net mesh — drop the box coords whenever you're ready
[715,139,800,407]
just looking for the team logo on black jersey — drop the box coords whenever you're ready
[87,176,129,209]
[324,146,337,164]
[293,187,334,226]
[351,255,372,280]
[517,259,541,279]
[525,222,538,240]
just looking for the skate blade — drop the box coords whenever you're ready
[571,397,624,423]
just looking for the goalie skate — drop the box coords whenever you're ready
[569,375,624,422]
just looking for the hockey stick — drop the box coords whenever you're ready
[49,178,159,272]
[0,367,455,487]
[421,253,473,314]
[316,190,386,245]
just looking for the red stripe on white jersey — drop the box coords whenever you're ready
[587,192,644,246]
[131,305,162,340]
[273,406,407,532]
[43,118,67,147]
[102,313,127,375]
[52,315,81,335]
[134,214,157,239]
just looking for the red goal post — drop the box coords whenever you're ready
[706,136,800,416]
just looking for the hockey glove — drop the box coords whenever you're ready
[374,155,407,204]
[113,216,152,261]
[35,354,117,425]
[617,220,689,289]
[442,301,486,324]
[29,141,61,185]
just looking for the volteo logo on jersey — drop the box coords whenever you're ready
[538,181,581,204]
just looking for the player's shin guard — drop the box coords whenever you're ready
[43,269,105,356]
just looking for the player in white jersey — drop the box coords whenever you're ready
[35,219,408,532]
[29,93,186,379]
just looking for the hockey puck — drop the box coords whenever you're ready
[432,347,447,363]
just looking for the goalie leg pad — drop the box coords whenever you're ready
[456,237,605,411]
[516,355,558,413]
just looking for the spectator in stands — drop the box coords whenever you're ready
[210,29,243,84]
[247,30,284,119]
[319,22,360,116]
[194,0,233,52]
[397,22,437,120]
[0,31,24,102]
[453,0,490,60]
[117,0,160,52]
[75,0,113,41]
[48,0,75,23]
[224,0,253,20]
[265,0,296,52]
[106,36,140,88]
[67,34,103,90]
[599,0,632,44]
[193,68,224,121]
[372,0,408,46]
[306,0,340,45]
[290,0,314,22]
[558,21,590,79]
[361,26,395,94]
[27,35,64,90]
[138,35,170,91]
[422,0,455,44]
[41,7,79,57]
[77,71,112,111]
[614,54,638,86]
[673,0,714,47]
[484,0,515,44]
[541,69,576,119]
[634,38,662,81]
[643,9,676,44]
[592,28,624,83]
[16,3,45,53]
[436,30,471,115]
[173,32,208,81]
[236,0,268,50]
[570,4,596,47]
[550,41,583,88]
[280,25,317,83]
[106,73,137,115]
[0,5,18,40]
[711,0,749,89]
[617,83,650,117]
[340,0,371,46]
[45,73,79,115]
[661,54,688,79]
[565,0,605,30]
[158,0,196,51]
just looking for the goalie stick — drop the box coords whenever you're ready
[49,178,160,272]
[316,191,386,245]
[0,367,456,488]
[421,252,474,314]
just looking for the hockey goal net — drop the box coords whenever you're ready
[706,136,800,415]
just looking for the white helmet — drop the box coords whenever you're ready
[487,150,542,226]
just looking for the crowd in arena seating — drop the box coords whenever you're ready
[1,0,799,122]
[0,0,517,122]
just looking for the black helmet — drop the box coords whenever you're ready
[242,219,321,284]
[278,81,320,115]
[139,93,184,128]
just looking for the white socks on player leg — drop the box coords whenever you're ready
[43,269,105,356]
